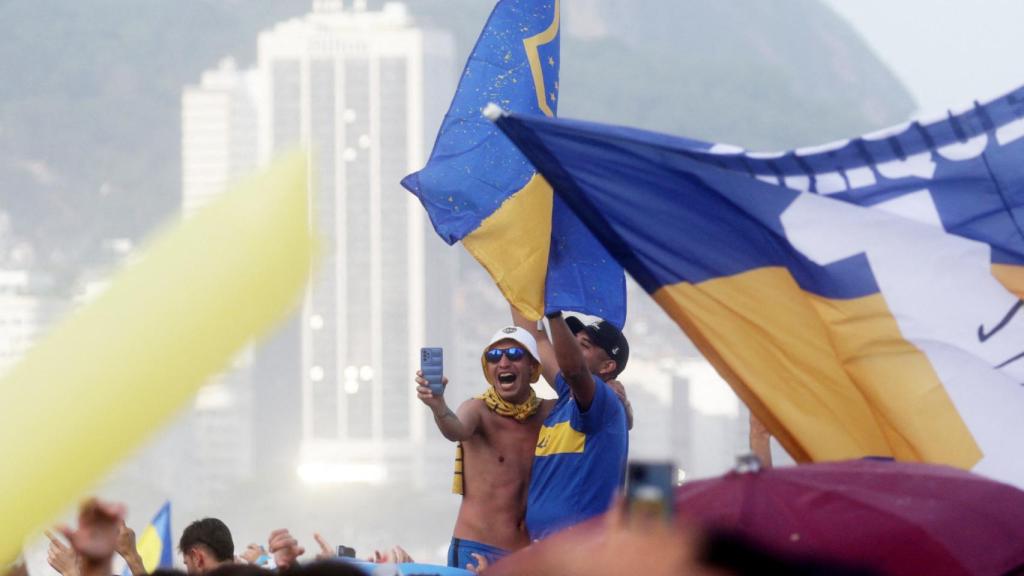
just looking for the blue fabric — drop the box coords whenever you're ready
[447,537,508,570]
[526,373,628,539]
[489,92,1024,485]
[491,96,1024,298]
[344,560,473,575]
[400,0,625,327]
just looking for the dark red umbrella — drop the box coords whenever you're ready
[675,458,1024,576]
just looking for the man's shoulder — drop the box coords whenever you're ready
[460,396,487,409]
[538,397,557,419]
[575,376,627,429]
[457,397,491,426]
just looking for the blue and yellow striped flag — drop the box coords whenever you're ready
[492,89,1024,488]
[124,501,172,575]
[402,0,625,326]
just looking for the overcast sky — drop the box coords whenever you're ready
[824,0,1024,118]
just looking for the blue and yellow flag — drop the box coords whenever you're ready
[401,0,625,326]
[493,89,1024,488]
[124,501,172,575]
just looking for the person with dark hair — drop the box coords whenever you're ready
[179,518,234,574]
[513,309,630,540]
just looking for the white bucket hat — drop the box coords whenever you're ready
[480,326,542,384]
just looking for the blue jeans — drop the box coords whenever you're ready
[447,537,508,570]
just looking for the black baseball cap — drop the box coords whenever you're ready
[565,316,629,376]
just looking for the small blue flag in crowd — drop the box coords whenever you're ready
[123,501,172,575]
[492,88,1024,489]
[402,0,625,327]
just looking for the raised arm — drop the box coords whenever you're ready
[547,312,596,410]
[59,498,126,576]
[749,413,773,468]
[415,371,481,441]
[510,305,559,388]
[114,521,146,576]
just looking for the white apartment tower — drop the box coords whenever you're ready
[181,58,259,219]
[255,1,452,484]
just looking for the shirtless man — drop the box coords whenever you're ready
[416,326,554,570]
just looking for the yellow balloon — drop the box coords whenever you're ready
[0,151,315,562]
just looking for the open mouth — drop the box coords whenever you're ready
[497,372,516,385]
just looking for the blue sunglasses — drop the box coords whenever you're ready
[485,346,527,363]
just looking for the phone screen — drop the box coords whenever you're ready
[626,461,675,521]
[336,545,356,558]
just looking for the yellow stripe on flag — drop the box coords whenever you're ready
[462,173,553,320]
[653,266,980,467]
[0,152,314,563]
[993,263,1024,299]
[137,525,163,573]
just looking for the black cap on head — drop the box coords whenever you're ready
[565,316,629,376]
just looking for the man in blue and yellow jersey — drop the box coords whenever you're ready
[513,309,630,540]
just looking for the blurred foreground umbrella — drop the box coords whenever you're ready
[486,496,877,576]
[676,458,1024,576]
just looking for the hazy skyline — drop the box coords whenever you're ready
[825,0,1024,117]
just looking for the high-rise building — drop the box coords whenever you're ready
[181,58,259,219]
[254,1,454,487]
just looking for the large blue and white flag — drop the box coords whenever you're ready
[491,89,1024,487]
[402,0,625,327]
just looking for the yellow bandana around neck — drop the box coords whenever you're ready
[451,386,542,495]
[478,386,541,421]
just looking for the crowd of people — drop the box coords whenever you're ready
[4,308,870,576]
[32,498,410,576]
[15,478,882,576]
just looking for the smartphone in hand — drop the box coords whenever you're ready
[337,545,356,558]
[420,347,444,396]
[626,461,675,521]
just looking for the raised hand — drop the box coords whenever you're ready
[313,533,334,561]
[606,379,634,431]
[115,521,147,576]
[45,531,80,576]
[414,370,448,410]
[240,543,268,565]
[267,528,305,569]
[59,499,126,563]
